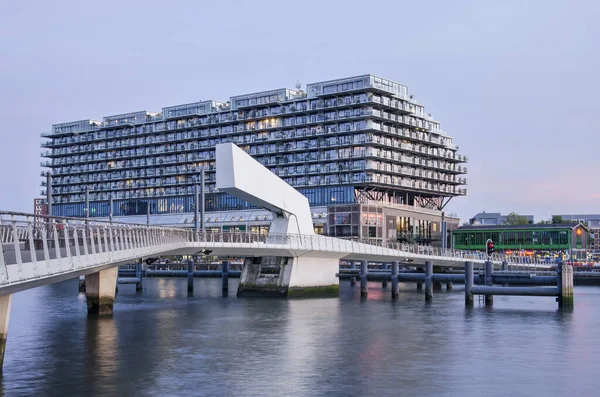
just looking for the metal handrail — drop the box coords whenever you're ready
[0,211,173,228]
[0,211,553,287]
[1,213,553,266]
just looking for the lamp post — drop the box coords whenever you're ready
[569,229,575,266]
[570,238,573,266]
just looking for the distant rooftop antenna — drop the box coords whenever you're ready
[295,80,302,91]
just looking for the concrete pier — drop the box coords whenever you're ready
[416,282,423,291]
[465,262,474,305]
[85,267,118,315]
[222,260,229,296]
[391,261,399,300]
[135,262,143,291]
[425,261,433,302]
[187,260,194,293]
[446,282,453,291]
[0,295,11,371]
[558,262,574,309]
[350,262,356,286]
[237,256,339,298]
[360,260,368,298]
[484,261,493,306]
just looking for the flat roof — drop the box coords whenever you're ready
[456,223,587,231]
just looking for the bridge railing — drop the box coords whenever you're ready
[0,210,551,286]
[185,230,549,266]
[0,212,189,286]
[189,230,268,244]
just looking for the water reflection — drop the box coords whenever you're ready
[0,279,599,396]
[84,317,118,395]
[280,298,342,395]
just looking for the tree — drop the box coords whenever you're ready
[504,212,530,225]
[551,215,564,224]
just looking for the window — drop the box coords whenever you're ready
[334,213,351,225]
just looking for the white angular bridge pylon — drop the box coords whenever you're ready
[215,142,339,297]
[216,142,314,236]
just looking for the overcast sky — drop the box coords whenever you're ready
[1,0,598,222]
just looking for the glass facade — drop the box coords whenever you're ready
[41,74,467,219]
[452,226,587,251]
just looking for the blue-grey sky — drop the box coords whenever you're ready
[1,0,598,222]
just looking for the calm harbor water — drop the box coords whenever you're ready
[3,278,600,397]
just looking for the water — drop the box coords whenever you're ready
[3,278,600,397]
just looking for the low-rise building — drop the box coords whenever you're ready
[33,198,48,228]
[555,214,600,224]
[33,198,48,217]
[452,223,590,262]
[588,220,600,258]
[469,212,534,225]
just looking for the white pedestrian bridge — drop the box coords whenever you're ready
[1,143,552,307]
[0,211,548,297]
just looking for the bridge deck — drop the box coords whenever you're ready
[0,212,552,296]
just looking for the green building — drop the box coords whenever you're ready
[452,223,590,262]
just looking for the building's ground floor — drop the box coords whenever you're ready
[103,202,459,247]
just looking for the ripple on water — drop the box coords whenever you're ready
[2,279,599,397]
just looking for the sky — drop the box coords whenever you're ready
[0,0,598,223]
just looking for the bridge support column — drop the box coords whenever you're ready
[381,263,388,288]
[416,282,423,291]
[237,256,339,298]
[286,255,340,298]
[350,262,356,286]
[501,261,509,286]
[557,262,574,309]
[187,260,194,293]
[0,295,11,371]
[360,260,368,298]
[446,282,453,291]
[425,261,433,302]
[222,260,229,297]
[391,261,399,300]
[135,261,143,292]
[465,261,474,306]
[85,267,118,315]
[485,261,493,306]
